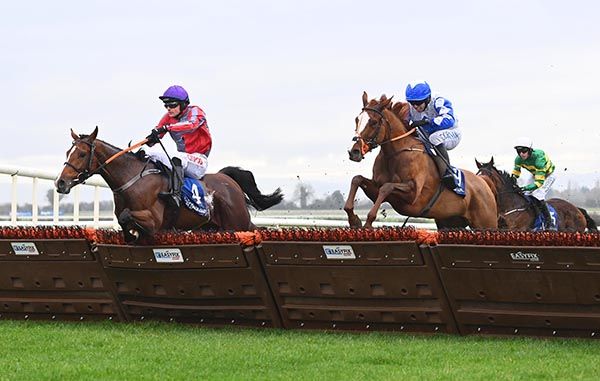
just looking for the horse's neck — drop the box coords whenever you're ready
[497,183,530,213]
[380,108,416,151]
[95,140,148,189]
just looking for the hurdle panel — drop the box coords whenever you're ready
[96,243,282,327]
[431,244,600,339]
[257,241,458,333]
[0,239,123,321]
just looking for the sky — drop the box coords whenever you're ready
[1,0,600,204]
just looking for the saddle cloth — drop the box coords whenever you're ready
[182,177,210,217]
[531,200,559,231]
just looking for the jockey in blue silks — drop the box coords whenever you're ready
[405,80,462,188]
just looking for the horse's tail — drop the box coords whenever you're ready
[219,166,284,211]
[578,207,599,232]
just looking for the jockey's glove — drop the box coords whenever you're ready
[410,120,429,128]
[145,127,167,146]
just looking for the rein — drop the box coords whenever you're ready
[65,137,160,193]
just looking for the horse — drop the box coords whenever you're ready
[344,92,498,230]
[475,157,598,232]
[55,127,283,243]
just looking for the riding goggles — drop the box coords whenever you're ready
[164,102,180,109]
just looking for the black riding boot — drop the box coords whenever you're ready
[539,199,557,230]
[158,157,184,208]
[434,144,455,188]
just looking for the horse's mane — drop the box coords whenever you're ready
[492,166,525,196]
[79,134,149,162]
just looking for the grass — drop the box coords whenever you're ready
[1,321,600,381]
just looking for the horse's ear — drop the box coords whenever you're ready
[90,126,98,140]
[490,156,495,166]
[475,158,482,168]
[362,91,368,107]
[70,129,78,140]
[381,95,393,109]
[385,95,394,109]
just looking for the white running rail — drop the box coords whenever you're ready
[1,164,435,230]
[0,164,117,228]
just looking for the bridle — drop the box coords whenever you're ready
[353,106,417,155]
[64,139,99,186]
[64,137,160,193]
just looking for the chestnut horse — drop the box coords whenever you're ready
[475,157,598,232]
[55,127,283,243]
[344,93,497,230]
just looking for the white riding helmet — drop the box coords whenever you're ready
[514,137,533,150]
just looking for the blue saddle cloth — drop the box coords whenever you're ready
[181,177,209,217]
[529,198,559,231]
[444,166,466,197]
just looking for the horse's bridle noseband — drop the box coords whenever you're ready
[353,106,390,153]
[64,139,98,185]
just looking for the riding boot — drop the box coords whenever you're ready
[434,144,455,188]
[158,157,184,208]
[539,200,557,230]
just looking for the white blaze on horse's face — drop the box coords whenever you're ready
[356,111,370,134]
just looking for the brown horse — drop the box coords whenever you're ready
[475,157,598,232]
[55,127,283,243]
[344,93,498,230]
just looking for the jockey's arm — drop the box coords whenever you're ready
[522,170,545,191]
[512,159,522,178]
[165,107,206,133]
[429,97,456,133]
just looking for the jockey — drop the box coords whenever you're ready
[512,137,557,230]
[405,81,462,188]
[146,85,212,208]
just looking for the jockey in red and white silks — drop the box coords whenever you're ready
[147,85,212,179]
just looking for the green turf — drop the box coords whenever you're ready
[1,321,599,381]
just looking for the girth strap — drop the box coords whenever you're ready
[419,182,444,217]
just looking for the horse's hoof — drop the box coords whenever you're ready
[348,215,362,228]
[129,229,139,239]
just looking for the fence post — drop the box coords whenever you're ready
[11,174,17,225]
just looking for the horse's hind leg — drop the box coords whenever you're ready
[344,175,379,228]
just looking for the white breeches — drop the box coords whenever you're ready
[523,172,556,201]
[148,151,208,179]
[429,126,462,150]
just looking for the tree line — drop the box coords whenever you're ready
[1,182,599,217]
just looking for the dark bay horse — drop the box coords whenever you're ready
[344,93,498,230]
[55,127,283,243]
[475,157,598,232]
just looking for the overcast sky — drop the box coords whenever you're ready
[1,0,600,201]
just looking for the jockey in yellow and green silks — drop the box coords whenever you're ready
[512,137,557,230]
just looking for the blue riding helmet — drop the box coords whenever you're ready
[405,81,431,102]
[159,85,189,102]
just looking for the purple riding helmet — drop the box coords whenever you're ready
[159,85,189,102]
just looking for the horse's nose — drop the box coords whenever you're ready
[55,178,69,194]
[348,149,363,162]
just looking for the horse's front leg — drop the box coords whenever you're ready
[365,181,413,228]
[117,208,162,243]
[344,175,380,228]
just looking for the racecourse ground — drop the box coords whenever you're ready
[2,321,599,380]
